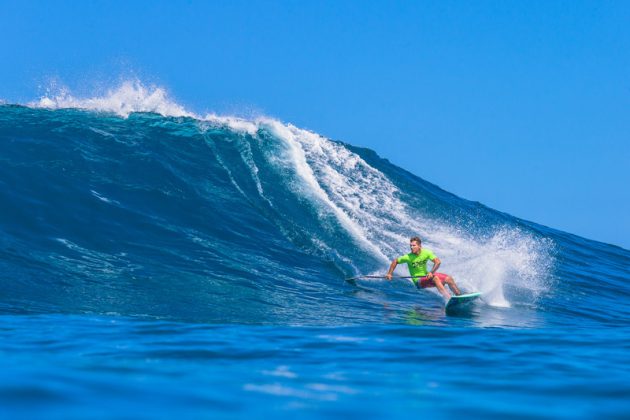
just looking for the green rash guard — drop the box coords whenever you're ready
[397,249,437,283]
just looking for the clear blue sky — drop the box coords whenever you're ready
[2,1,629,248]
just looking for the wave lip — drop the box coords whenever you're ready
[29,80,195,119]
[27,80,275,138]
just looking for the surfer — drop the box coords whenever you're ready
[386,236,462,299]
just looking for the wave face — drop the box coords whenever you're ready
[0,102,628,328]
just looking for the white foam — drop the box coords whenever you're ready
[28,80,266,138]
[260,119,391,261]
[29,80,194,118]
[201,113,260,136]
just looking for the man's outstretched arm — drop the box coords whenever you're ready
[386,259,398,280]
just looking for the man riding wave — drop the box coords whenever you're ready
[386,236,461,299]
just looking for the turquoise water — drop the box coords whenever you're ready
[1,105,628,418]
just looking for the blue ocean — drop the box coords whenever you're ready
[1,89,629,418]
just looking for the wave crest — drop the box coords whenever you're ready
[29,80,194,118]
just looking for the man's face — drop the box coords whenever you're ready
[410,241,421,254]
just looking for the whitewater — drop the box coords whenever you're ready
[1,82,628,418]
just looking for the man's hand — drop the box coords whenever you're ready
[426,272,434,279]
[386,273,393,281]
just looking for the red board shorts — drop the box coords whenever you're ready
[417,273,449,289]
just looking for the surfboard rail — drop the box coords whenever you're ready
[445,292,482,313]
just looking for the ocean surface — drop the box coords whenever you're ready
[1,88,629,418]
